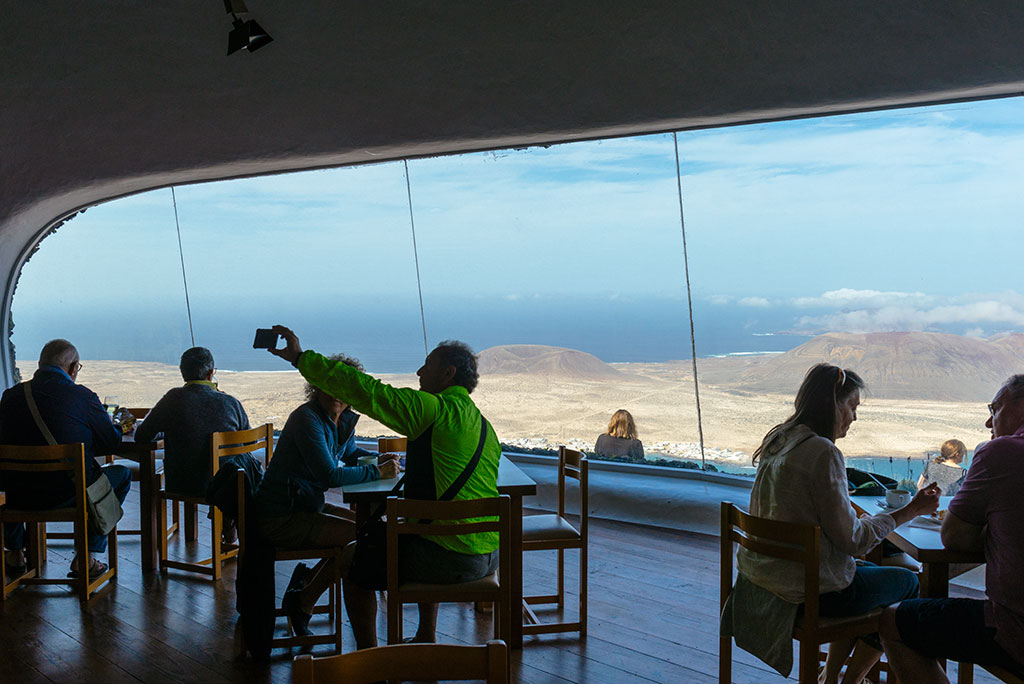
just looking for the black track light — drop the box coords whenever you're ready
[223,0,273,55]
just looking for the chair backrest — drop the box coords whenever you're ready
[377,436,407,454]
[386,495,511,590]
[210,423,274,474]
[292,640,508,683]
[125,407,150,419]
[0,443,88,513]
[720,502,821,624]
[556,446,588,525]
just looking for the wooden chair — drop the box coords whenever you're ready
[270,547,344,653]
[377,436,406,455]
[292,639,508,683]
[720,502,883,684]
[0,443,117,603]
[158,423,272,580]
[522,445,588,636]
[385,495,511,646]
[959,663,1024,684]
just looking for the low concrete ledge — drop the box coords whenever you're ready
[504,451,752,537]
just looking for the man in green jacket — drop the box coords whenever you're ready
[268,325,500,647]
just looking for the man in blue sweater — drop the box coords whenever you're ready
[0,339,131,579]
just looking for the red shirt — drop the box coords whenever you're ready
[949,426,1024,665]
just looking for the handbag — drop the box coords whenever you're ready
[23,382,124,536]
[348,417,490,590]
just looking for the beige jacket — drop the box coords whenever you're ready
[736,424,896,603]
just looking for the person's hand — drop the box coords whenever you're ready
[907,482,941,517]
[269,325,303,365]
[377,457,401,479]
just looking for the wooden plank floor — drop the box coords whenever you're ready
[0,483,999,683]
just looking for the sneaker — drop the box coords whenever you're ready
[286,562,309,594]
[282,589,312,637]
[4,549,27,578]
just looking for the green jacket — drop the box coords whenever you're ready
[297,350,500,555]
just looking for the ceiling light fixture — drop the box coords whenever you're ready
[223,0,273,55]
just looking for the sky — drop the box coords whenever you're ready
[12,96,1024,370]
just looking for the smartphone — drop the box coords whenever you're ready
[252,328,280,349]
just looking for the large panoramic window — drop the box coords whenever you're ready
[13,97,1024,480]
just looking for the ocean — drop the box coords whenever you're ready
[11,296,815,373]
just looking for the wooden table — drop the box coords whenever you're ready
[112,437,163,573]
[854,496,985,598]
[341,456,537,648]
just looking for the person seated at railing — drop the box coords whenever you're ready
[594,409,644,462]
[0,339,131,579]
[134,346,257,543]
[253,353,400,636]
[266,326,501,649]
[916,438,967,496]
[736,363,939,684]
[880,375,1024,683]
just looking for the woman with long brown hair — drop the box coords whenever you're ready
[737,363,940,684]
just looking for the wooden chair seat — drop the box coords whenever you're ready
[292,639,508,683]
[386,495,512,649]
[400,572,500,594]
[522,514,580,542]
[794,608,881,638]
[521,446,588,637]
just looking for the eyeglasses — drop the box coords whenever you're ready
[988,402,998,416]
[72,361,83,374]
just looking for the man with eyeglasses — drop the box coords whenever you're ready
[0,339,131,580]
[880,375,1024,682]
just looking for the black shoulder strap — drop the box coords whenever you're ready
[438,417,489,501]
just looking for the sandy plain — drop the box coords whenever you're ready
[31,356,991,470]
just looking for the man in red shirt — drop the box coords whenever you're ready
[880,375,1024,682]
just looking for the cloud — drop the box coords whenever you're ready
[738,296,771,307]
[792,288,932,309]
[793,292,1024,333]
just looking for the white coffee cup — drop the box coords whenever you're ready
[885,489,911,508]
[358,455,376,468]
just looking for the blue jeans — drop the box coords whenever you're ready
[819,562,920,616]
[818,561,920,650]
[3,464,132,554]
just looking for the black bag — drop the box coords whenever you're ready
[286,475,325,513]
[349,418,490,590]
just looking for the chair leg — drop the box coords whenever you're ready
[74,519,90,604]
[798,641,819,684]
[719,634,732,684]
[556,548,565,608]
[579,543,588,636]
[108,524,118,582]
[158,497,169,574]
[387,593,401,645]
[211,506,222,582]
[185,503,198,541]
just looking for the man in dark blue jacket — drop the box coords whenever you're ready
[0,339,131,579]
